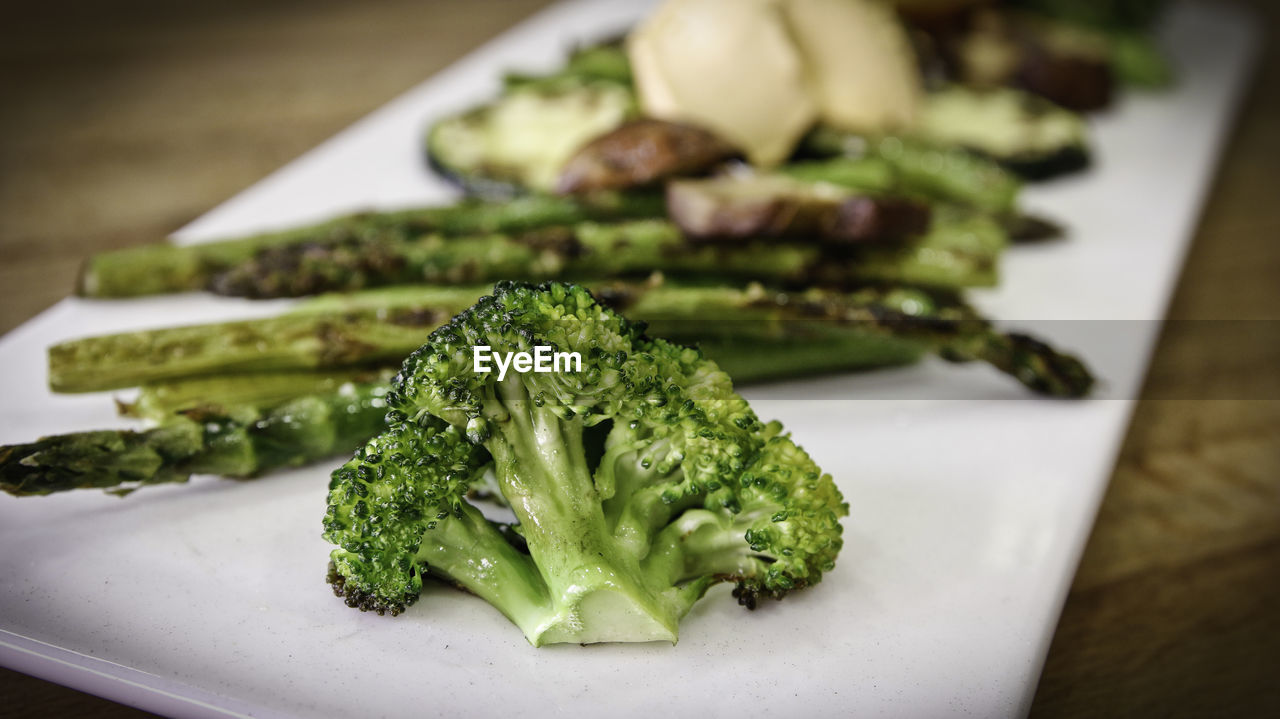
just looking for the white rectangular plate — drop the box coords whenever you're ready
[0,2,1258,717]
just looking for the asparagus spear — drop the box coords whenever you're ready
[6,321,1078,496]
[12,280,1095,496]
[794,135,1023,214]
[3,350,815,496]
[19,337,890,496]
[50,280,1090,397]
[206,219,814,298]
[607,282,1093,398]
[7,316,1088,496]
[76,192,664,298]
[0,376,393,496]
[119,369,393,420]
[782,153,1061,242]
[205,210,1004,299]
[18,335,913,496]
[48,295,478,393]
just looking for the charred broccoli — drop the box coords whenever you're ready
[323,281,848,645]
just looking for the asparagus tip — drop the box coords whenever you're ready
[1005,332,1095,398]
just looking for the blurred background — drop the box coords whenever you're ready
[0,0,1276,716]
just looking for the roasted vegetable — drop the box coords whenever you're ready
[1,372,394,496]
[13,274,1094,495]
[205,220,817,298]
[1010,17,1115,111]
[1107,30,1173,88]
[47,295,474,393]
[666,174,930,244]
[50,279,1090,398]
[77,193,665,298]
[425,82,636,196]
[323,281,849,643]
[803,87,1088,182]
[914,86,1090,179]
[906,2,1169,108]
[204,210,1004,299]
[557,119,741,194]
[794,135,1023,212]
[922,7,1114,111]
[605,281,1093,397]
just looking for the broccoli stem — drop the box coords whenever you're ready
[644,509,766,586]
[1,377,391,496]
[76,193,665,298]
[470,379,689,645]
[413,502,554,635]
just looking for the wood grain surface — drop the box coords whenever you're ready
[0,1,1276,717]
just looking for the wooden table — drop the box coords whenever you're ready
[1,1,1276,716]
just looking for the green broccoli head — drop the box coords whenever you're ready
[323,416,490,616]
[324,281,848,645]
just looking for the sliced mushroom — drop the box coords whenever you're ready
[556,119,741,194]
[667,174,930,245]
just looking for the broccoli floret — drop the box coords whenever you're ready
[323,281,848,645]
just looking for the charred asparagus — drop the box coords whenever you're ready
[50,279,1090,397]
[76,192,664,298]
[1,373,394,496]
[205,211,1004,299]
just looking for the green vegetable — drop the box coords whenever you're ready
[15,279,1092,495]
[848,207,1007,287]
[425,82,637,197]
[47,299,469,393]
[76,192,665,298]
[914,87,1091,181]
[504,42,632,90]
[205,212,1003,299]
[1,373,393,496]
[119,369,391,420]
[1108,31,1173,88]
[781,156,899,194]
[53,271,1094,399]
[611,282,1091,397]
[323,281,849,644]
[204,220,818,298]
[803,89,1090,186]
[794,135,1023,213]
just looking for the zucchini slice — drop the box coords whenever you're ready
[914,86,1090,180]
[425,82,636,197]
